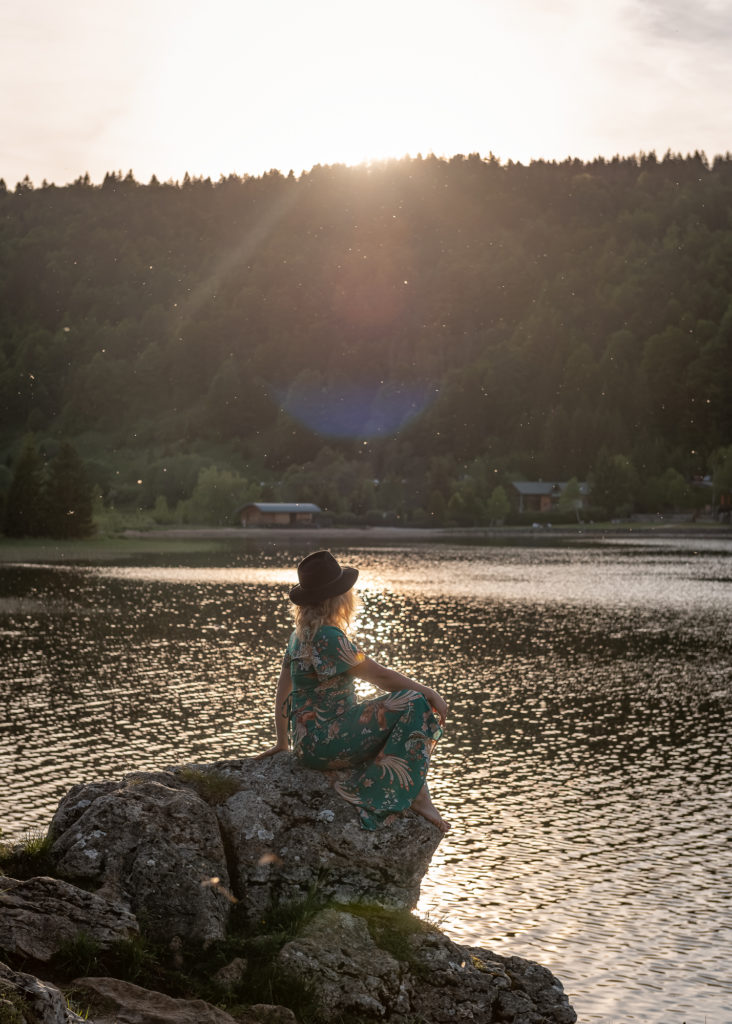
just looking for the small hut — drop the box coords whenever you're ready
[238,502,321,527]
[511,481,589,514]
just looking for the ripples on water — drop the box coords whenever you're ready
[1,537,731,1023]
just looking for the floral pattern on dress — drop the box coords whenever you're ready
[285,625,443,830]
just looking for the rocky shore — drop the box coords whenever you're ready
[0,755,577,1024]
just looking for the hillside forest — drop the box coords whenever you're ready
[1,151,732,532]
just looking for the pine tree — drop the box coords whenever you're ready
[3,441,46,537]
[44,443,94,538]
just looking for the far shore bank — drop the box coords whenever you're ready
[120,520,732,542]
[0,519,730,563]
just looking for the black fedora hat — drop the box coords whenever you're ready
[289,550,359,606]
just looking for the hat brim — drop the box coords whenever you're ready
[289,567,359,606]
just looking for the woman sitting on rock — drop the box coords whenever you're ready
[258,550,450,832]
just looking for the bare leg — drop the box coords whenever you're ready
[411,783,451,833]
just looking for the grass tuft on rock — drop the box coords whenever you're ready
[175,767,242,805]
[339,902,438,974]
[54,932,105,977]
[0,988,35,1024]
[0,829,55,880]
[64,993,90,1020]
[249,883,325,944]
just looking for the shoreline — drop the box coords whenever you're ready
[0,520,730,564]
[119,520,732,542]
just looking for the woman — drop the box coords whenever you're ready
[258,550,450,832]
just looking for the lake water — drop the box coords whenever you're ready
[1,534,731,1023]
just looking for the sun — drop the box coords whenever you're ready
[125,0,574,183]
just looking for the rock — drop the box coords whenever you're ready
[72,977,288,1024]
[247,1006,297,1024]
[49,779,126,837]
[278,908,408,1020]
[47,756,441,938]
[50,774,231,944]
[278,908,577,1023]
[0,875,138,962]
[469,949,578,1024]
[202,754,442,922]
[0,960,70,1024]
[212,956,248,989]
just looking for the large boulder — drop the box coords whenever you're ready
[48,755,441,942]
[0,875,138,962]
[200,754,442,922]
[50,772,231,944]
[277,908,577,1024]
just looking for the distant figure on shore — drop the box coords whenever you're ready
[257,549,450,832]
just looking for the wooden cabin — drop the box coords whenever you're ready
[238,502,321,527]
[511,481,589,514]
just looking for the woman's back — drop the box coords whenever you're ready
[287,624,363,694]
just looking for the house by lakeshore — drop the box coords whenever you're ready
[511,481,589,514]
[237,502,322,527]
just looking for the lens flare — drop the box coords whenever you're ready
[279,382,433,439]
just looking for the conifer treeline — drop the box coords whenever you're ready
[1,152,731,524]
[3,440,93,538]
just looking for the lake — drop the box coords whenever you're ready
[1,532,731,1023]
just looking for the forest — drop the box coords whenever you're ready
[1,150,732,530]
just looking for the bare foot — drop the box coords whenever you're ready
[411,785,451,833]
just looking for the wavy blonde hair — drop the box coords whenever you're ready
[292,589,357,640]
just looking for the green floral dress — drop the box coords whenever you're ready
[285,625,443,830]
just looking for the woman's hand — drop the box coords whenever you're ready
[353,657,448,724]
[254,743,289,759]
[425,690,448,724]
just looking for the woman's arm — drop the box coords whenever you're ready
[351,656,448,724]
[255,662,293,758]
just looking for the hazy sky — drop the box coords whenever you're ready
[2,0,732,187]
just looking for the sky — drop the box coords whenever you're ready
[2,0,732,188]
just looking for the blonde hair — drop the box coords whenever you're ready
[293,589,356,640]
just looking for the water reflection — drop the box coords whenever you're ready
[1,539,731,1023]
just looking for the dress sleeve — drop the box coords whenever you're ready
[316,627,365,679]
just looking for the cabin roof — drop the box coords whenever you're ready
[239,502,322,514]
[511,481,589,496]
